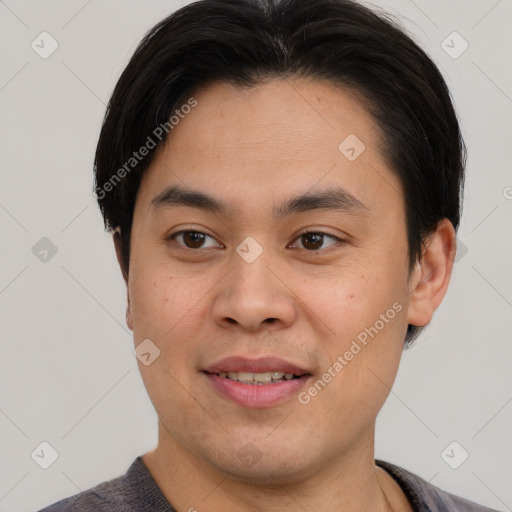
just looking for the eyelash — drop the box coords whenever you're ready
[167,229,345,252]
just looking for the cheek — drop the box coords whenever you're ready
[296,260,408,411]
[128,260,206,340]
[293,258,390,331]
[128,267,209,417]
[127,277,193,403]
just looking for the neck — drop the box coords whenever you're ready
[142,423,400,512]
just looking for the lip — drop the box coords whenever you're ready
[203,356,310,375]
[202,356,312,408]
[204,373,311,408]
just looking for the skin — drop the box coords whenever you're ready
[114,78,456,511]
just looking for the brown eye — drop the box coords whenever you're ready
[301,233,323,250]
[292,231,341,251]
[169,230,219,249]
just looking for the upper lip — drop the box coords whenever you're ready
[203,356,311,376]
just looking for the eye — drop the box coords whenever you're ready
[168,230,222,250]
[289,231,343,251]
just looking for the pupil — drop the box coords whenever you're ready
[303,233,322,250]
[184,231,204,248]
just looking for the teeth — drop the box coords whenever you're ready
[218,371,297,384]
[237,371,253,382]
[253,372,272,383]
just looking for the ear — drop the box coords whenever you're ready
[113,228,133,331]
[113,228,129,283]
[406,218,457,328]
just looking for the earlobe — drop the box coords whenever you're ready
[406,219,457,328]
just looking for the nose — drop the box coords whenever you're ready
[211,246,297,332]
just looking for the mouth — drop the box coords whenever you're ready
[202,356,313,407]
[203,355,311,376]
[207,370,304,385]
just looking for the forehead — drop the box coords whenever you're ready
[170,78,376,156]
[137,78,402,219]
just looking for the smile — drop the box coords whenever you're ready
[203,371,311,408]
[215,371,299,384]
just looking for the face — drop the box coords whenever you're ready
[122,79,425,484]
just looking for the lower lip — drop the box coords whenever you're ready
[204,373,310,408]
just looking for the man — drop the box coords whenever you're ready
[38,0,500,510]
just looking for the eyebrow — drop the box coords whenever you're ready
[150,184,369,219]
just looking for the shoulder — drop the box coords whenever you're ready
[376,459,501,512]
[35,457,175,512]
[36,472,133,512]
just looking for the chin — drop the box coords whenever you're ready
[202,439,315,487]
[216,458,312,487]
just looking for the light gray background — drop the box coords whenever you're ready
[0,1,511,511]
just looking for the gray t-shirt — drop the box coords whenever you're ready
[37,456,501,511]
